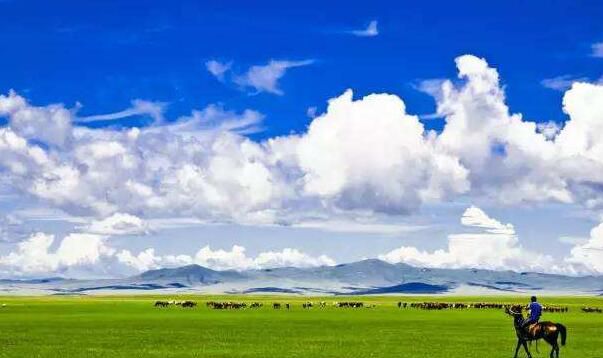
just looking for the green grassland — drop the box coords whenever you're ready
[0,295,601,358]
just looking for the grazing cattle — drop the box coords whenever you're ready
[250,302,263,309]
[182,301,197,308]
[273,303,281,309]
[582,307,602,313]
[302,302,313,309]
[335,301,364,308]
[398,302,569,313]
[154,301,169,307]
[285,303,290,310]
[206,301,247,309]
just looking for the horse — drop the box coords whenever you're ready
[505,307,567,358]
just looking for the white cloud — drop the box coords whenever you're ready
[3,54,603,227]
[205,60,232,81]
[542,75,590,91]
[292,219,426,235]
[566,223,603,273]
[167,104,264,135]
[379,206,560,273]
[591,42,603,58]
[536,121,561,140]
[350,20,379,37]
[3,54,603,258]
[0,232,113,276]
[296,89,469,213]
[0,229,335,276]
[116,245,335,273]
[254,248,335,269]
[2,55,603,222]
[76,99,165,124]
[0,90,72,147]
[234,60,314,95]
[84,213,150,236]
[0,93,284,220]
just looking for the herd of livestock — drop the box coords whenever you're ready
[154,300,601,313]
[399,301,570,312]
[154,300,197,308]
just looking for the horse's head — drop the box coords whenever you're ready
[505,306,524,325]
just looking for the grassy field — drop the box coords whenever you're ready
[0,295,601,358]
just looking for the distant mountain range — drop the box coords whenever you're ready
[1,259,602,295]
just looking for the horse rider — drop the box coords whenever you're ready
[521,296,542,338]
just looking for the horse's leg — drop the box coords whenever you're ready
[522,341,533,358]
[514,339,522,358]
[543,336,558,358]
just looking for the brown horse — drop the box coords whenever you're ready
[505,307,567,358]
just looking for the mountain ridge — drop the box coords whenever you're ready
[2,259,601,295]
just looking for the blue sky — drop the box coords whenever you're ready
[2,0,602,135]
[0,1,603,278]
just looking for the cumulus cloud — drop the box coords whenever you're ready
[0,230,335,276]
[4,55,603,223]
[536,121,561,140]
[4,55,603,277]
[566,222,603,273]
[5,54,603,224]
[234,59,314,95]
[379,206,561,273]
[296,89,469,213]
[0,232,113,276]
[0,93,284,220]
[0,90,72,147]
[350,20,379,37]
[116,245,335,272]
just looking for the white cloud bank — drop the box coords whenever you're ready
[380,206,603,275]
[379,206,559,273]
[117,245,334,273]
[0,232,335,277]
[3,207,602,277]
[3,55,603,275]
[5,55,603,221]
[0,232,114,276]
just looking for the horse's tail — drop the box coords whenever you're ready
[556,323,567,346]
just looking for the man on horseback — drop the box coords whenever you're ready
[521,296,542,338]
[506,298,567,358]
